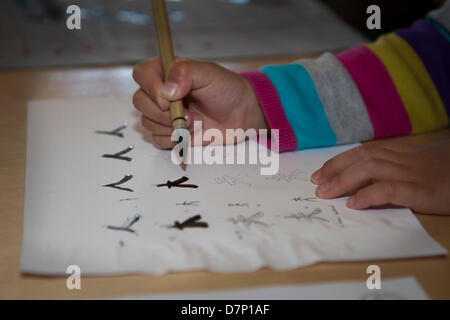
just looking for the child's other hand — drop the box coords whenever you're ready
[132,58,266,149]
[311,139,450,215]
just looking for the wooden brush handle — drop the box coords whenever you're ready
[152,0,186,129]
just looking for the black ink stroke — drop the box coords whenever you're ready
[169,214,208,230]
[95,122,128,138]
[176,201,199,206]
[107,214,141,234]
[178,134,184,158]
[157,176,198,189]
[102,145,134,162]
[103,174,134,192]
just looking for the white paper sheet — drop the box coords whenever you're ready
[122,277,429,300]
[21,98,447,275]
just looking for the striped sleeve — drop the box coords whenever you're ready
[242,3,450,151]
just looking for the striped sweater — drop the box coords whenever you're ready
[242,2,450,152]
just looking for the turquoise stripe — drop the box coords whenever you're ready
[427,14,450,42]
[260,63,337,149]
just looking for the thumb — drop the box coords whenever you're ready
[160,60,216,101]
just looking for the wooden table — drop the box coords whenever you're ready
[1,57,449,299]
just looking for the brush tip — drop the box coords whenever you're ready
[180,162,187,171]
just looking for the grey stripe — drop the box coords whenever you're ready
[430,0,450,33]
[297,53,374,144]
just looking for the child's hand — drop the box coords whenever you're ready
[311,139,450,215]
[132,58,267,149]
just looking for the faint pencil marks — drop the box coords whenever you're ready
[266,169,307,183]
[293,196,317,202]
[102,145,134,162]
[228,202,250,208]
[106,214,141,234]
[235,230,244,240]
[228,211,269,229]
[95,122,128,138]
[119,197,139,202]
[103,174,134,192]
[285,208,329,224]
[176,201,199,206]
[330,205,344,227]
[157,176,198,189]
[169,214,209,230]
[214,173,251,187]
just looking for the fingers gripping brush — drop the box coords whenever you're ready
[152,0,188,170]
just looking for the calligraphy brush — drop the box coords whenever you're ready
[151,0,188,171]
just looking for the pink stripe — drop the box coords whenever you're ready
[336,46,411,138]
[241,71,298,152]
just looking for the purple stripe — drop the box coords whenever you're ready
[396,19,450,116]
[241,71,298,152]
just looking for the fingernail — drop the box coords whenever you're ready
[311,170,321,183]
[163,81,178,98]
[347,196,355,208]
[318,182,330,193]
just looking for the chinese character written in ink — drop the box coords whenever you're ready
[157,176,198,189]
[102,145,134,162]
[106,214,141,234]
[169,215,208,230]
[103,174,134,192]
[95,122,128,138]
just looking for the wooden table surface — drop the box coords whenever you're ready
[1,56,449,299]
